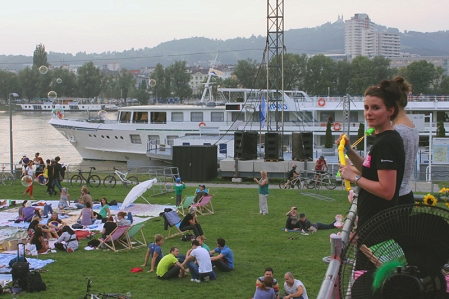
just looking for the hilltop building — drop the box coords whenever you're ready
[345,13,400,59]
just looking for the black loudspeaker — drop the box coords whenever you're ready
[264,132,283,161]
[234,131,257,160]
[292,132,313,161]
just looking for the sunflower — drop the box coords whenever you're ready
[439,187,449,194]
[423,193,437,206]
[446,202,449,209]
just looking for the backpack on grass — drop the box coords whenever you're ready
[27,271,46,292]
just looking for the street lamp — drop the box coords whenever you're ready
[9,93,19,174]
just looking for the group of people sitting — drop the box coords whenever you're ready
[26,212,79,254]
[141,234,234,282]
[254,267,308,299]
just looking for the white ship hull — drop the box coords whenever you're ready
[49,88,449,163]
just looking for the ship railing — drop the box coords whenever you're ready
[309,95,449,103]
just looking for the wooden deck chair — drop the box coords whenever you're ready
[165,211,193,239]
[177,195,195,216]
[121,223,147,249]
[195,194,214,215]
[99,225,130,252]
[193,188,210,203]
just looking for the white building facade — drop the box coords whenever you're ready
[345,13,400,58]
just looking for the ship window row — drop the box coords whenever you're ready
[119,111,225,123]
[88,134,124,140]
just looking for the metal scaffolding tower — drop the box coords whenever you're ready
[342,94,350,136]
[265,0,284,159]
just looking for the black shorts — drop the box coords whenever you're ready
[315,170,326,174]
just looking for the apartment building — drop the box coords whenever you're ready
[345,13,400,58]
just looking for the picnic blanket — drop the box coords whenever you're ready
[0,200,174,238]
[0,253,54,286]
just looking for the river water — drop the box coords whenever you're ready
[0,110,121,170]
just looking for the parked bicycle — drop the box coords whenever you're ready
[103,167,138,188]
[0,166,14,186]
[70,167,101,188]
[278,176,303,189]
[80,277,131,299]
[306,172,337,190]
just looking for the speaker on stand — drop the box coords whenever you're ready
[292,132,313,161]
[234,131,257,160]
[264,132,283,161]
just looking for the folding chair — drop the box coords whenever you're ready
[193,188,210,196]
[99,225,130,252]
[193,188,210,203]
[176,195,195,216]
[165,211,192,239]
[121,223,147,249]
[195,194,214,215]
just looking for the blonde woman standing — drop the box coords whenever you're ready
[254,170,269,215]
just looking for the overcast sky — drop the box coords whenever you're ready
[2,0,448,56]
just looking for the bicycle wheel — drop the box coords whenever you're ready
[124,176,138,188]
[325,178,337,190]
[70,175,83,187]
[103,175,117,188]
[293,179,301,189]
[88,175,101,188]
[278,181,287,189]
[1,172,14,186]
[306,179,316,189]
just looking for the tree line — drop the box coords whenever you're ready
[1,45,449,104]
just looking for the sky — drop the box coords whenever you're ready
[2,0,448,56]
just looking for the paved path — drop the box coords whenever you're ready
[184,181,440,193]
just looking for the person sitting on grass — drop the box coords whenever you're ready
[256,267,280,299]
[196,235,210,251]
[58,187,70,210]
[75,185,92,209]
[29,227,49,254]
[94,197,111,222]
[156,247,186,280]
[142,234,165,272]
[285,207,300,232]
[54,225,78,252]
[282,272,308,299]
[209,238,234,272]
[182,240,215,283]
[77,201,95,226]
[254,276,275,299]
[47,212,65,233]
[28,218,59,239]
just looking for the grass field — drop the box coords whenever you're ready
[0,181,440,298]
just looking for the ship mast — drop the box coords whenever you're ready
[200,51,220,103]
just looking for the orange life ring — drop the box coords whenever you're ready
[333,122,342,131]
[198,122,206,127]
[318,98,326,107]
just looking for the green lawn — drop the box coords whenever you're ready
[0,182,439,298]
